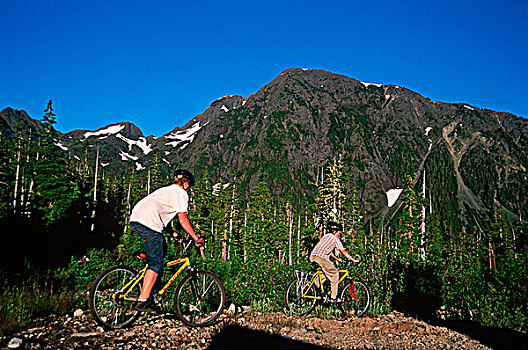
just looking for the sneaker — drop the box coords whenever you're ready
[134,298,161,314]
[329,298,343,304]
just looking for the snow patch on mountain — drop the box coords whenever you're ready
[165,122,202,148]
[425,127,432,136]
[213,182,231,196]
[55,142,68,151]
[84,124,125,138]
[116,134,152,155]
[119,150,138,161]
[361,81,382,88]
[386,188,403,207]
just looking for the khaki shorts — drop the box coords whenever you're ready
[310,255,339,284]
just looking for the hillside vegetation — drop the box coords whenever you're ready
[0,70,527,337]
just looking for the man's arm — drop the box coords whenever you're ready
[330,251,342,262]
[177,212,200,241]
[340,249,359,263]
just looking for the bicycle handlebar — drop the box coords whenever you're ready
[169,236,206,260]
[335,259,359,269]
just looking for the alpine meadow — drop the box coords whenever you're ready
[1,69,527,336]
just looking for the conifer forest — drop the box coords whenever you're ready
[0,98,527,338]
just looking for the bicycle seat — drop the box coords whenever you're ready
[134,252,147,261]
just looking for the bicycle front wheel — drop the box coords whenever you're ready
[175,271,225,327]
[89,265,142,329]
[340,279,370,318]
[284,277,317,316]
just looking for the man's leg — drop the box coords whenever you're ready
[139,269,158,301]
[131,222,164,301]
[309,256,325,288]
[329,273,339,299]
[313,256,339,299]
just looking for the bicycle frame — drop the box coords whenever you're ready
[300,268,353,300]
[117,256,192,301]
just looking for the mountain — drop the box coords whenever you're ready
[2,68,527,235]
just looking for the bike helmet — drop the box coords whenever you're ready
[327,221,343,232]
[173,169,195,187]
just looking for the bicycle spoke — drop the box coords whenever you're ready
[340,279,370,318]
[89,266,142,329]
[284,277,317,316]
[175,271,225,327]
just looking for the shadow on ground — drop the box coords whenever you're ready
[207,324,331,350]
[430,319,528,350]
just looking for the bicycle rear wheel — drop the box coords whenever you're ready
[175,271,225,327]
[284,277,317,316]
[89,265,141,329]
[340,279,370,318]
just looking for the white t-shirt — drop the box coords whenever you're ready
[130,184,189,233]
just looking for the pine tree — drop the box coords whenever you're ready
[33,100,79,224]
[316,155,346,227]
[393,174,424,263]
[0,128,16,217]
[246,182,274,259]
[342,186,365,254]
[191,169,215,244]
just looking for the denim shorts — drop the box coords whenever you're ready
[130,222,165,273]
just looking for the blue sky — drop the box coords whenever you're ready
[1,0,526,137]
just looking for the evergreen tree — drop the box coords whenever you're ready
[393,174,424,263]
[316,155,346,227]
[33,100,79,224]
[191,168,215,242]
[226,176,243,260]
[0,128,16,217]
[246,182,274,259]
[342,186,365,255]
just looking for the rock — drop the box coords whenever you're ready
[71,332,100,337]
[0,311,495,349]
[227,303,236,315]
[73,309,84,318]
[7,337,23,349]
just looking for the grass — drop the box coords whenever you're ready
[0,274,84,337]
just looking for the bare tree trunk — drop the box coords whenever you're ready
[288,206,293,265]
[124,181,132,233]
[147,169,151,195]
[211,219,215,260]
[222,228,228,261]
[420,169,426,261]
[297,214,301,260]
[91,147,99,233]
[13,140,21,214]
[488,239,496,273]
[244,211,247,263]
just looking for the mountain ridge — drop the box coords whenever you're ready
[1,68,527,235]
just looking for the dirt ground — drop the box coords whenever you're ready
[1,309,526,349]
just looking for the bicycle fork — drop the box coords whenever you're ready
[346,280,358,301]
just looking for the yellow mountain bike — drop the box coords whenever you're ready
[89,238,225,329]
[284,262,370,319]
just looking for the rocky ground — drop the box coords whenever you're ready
[1,308,526,350]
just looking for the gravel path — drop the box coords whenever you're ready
[2,309,524,349]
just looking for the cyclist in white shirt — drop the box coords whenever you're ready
[130,169,204,312]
